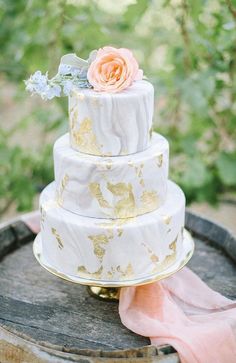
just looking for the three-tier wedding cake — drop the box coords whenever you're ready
[27,47,186,284]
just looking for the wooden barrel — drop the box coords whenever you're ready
[0,210,235,363]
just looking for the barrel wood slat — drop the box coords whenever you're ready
[0,211,235,363]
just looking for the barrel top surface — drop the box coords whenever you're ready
[0,210,235,360]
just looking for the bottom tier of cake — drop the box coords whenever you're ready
[39,181,185,282]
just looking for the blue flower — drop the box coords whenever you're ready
[44,84,61,100]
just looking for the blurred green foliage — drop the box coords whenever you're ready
[0,0,236,215]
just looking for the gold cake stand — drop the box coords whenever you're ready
[33,229,194,301]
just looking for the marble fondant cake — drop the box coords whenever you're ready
[27,46,187,283]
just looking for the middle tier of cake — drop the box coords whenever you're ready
[54,132,169,219]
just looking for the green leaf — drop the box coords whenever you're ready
[216,153,236,187]
[123,0,149,28]
[182,157,209,188]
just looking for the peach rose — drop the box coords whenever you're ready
[87,46,143,93]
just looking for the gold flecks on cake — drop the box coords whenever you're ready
[140,179,145,187]
[117,263,134,279]
[77,265,103,279]
[117,228,123,237]
[96,159,113,171]
[69,101,77,118]
[89,182,111,209]
[169,235,178,252]
[133,163,146,190]
[51,228,64,249]
[162,215,172,225]
[56,174,69,206]
[140,190,159,212]
[71,117,102,155]
[151,254,176,274]
[107,182,136,218]
[156,154,163,167]
[88,233,109,261]
[138,169,143,178]
[128,160,134,167]
[155,235,178,272]
[120,149,128,155]
[69,109,78,130]
[142,243,159,265]
[150,234,178,274]
[107,229,114,240]
[105,159,113,170]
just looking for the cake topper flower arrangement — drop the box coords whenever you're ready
[25,46,143,99]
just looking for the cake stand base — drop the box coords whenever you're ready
[88,286,120,301]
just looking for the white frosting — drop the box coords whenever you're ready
[53,132,169,219]
[68,80,154,156]
[39,181,185,282]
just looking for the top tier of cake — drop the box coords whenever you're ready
[68,80,154,156]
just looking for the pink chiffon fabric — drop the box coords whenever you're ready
[24,212,236,362]
[119,268,236,363]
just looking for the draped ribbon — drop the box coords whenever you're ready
[119,268,236,363]
[24,212,236,362]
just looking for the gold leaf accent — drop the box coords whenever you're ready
[138,169,143,178]
[89,183,111,209]
[116,263,134,279]
[142,243,159,265]
[152,234,178,272]
[117,228,123,237]
[163,215,172,225]
[128,160,134,167]
[56,174,69,206]
[70,109,78,130]
[169,235,177,252]
[88,234,109,261]
[156,154,163,167]
[140,190,159,212]
[77,265,103,279]
[107,182,136,218]
[105,159,113,170]
[107,229,114,240]
[72,117,102,155]
[51,228,64,249]
[152,254,176,274]
[140,179,145,187]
